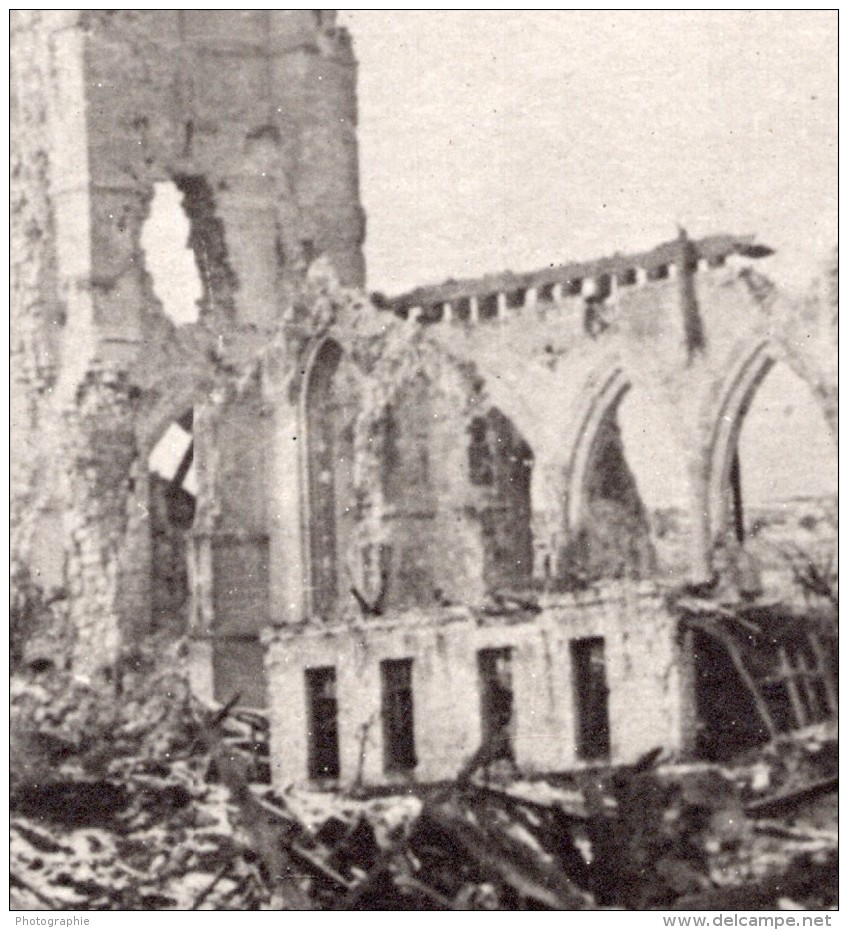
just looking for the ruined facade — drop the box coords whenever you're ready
[11,10,365,681]
[12,12,836,789]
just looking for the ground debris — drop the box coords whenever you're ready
[10,667,837,911]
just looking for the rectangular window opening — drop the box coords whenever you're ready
[647,263,669,281]
[571,637,610,761]
[381,658,417,772]
[479,293,499,320]
[594,274,612,301]
[478,647,515,760]
[506,288,526,309]
[453,297,471,321]
[306,666,340,780]
[537,282,555,302]
[419,303,444,324]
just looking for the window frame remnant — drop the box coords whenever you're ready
[570,636,611,761]
[305,339,355,619]
[305,666,341,780]
[381,658,417,773]
[478,647,515,761]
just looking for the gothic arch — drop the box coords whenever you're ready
[300,335,356,618]
[704,340,777,545]
[558,361,659,582]
[564,364,631,532]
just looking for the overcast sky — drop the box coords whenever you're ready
[146,12,836,508]
[339,11,836,507]
[343,11,836,297]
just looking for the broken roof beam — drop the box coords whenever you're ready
[684,615,780,741]
[385,233,774,322]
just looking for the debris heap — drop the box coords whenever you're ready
[10,664,837,910]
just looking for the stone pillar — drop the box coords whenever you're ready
[267,390,308,625]
[61,371,140,674]
[686,454,713,583]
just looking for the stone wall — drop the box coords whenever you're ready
[264,583,689,787]
[12,11,836,750]
[11,11,366,675]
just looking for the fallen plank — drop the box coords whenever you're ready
[191,859,235,910]
[287,840,355,893]
[395,874,458,909]
[420,803,588,909]
[10,871,64,910]
[753,822,837,845]
[745,775,838,818]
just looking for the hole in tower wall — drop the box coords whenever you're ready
[173,175,238,317]
[147,414,196,634]
[141,182,202,325]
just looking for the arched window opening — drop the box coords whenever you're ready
[147,408,195,633]
[371,375,436,610]
[141,182,202,325]
[730,362,836,598]
[616,389,689,579]
[470,409,534,593]
[377,375,433,509]
[565,391,658,585]
[305,340,356,619]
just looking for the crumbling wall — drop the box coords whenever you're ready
[60,369,141,667]
[10,13,66,587]
[14,10,835,713]
[265,583,688,787]
[391,235,836,588]
[11,11,367,676]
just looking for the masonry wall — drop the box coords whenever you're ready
[265,584,689,787]
[11,11,366,675]
[13,8,836,722]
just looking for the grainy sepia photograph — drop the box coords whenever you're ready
[10,9,837,914]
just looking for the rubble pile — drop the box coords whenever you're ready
[10,665,270,910]
[10,669,837,911]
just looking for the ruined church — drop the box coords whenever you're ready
[11,12,837,789]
